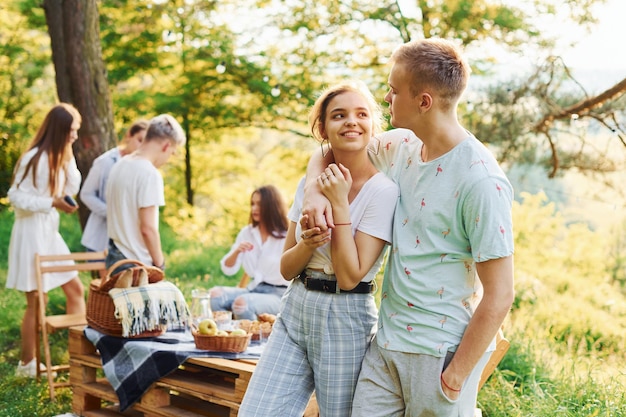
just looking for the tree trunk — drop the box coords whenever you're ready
[43,0,116,229]
[183,114,194,206]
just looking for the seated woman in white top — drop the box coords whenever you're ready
[210,185,289,320]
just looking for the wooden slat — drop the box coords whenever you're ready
[132,403,220,417]
[185,357,257,375]
[170,395,231,417]
[41,262,106,274]
[477,330,510,390]
[157,373,241,408]
[76,381,120,403]
[71,353,104,368]
[82,405,144,417]
[46,314,88,332]
[39,252,107,262]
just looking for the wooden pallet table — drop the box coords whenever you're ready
[69,326,257,417]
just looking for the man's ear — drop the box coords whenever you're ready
[418,92,433,112]
[161,140,171,152]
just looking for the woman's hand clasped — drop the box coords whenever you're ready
[317,163,352,205]
[299,215,331,248]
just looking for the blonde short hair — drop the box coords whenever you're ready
[146,114,186,146]
[391,38,470,110]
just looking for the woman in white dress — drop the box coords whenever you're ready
[6,103,84,378]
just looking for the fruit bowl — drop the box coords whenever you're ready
[192,329,252,353]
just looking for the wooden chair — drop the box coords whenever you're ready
[34,250,107,400]
[237,272,251,288]
[474,328,510,417]
[478,328,510,390]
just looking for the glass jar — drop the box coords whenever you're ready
[189,289,213,326]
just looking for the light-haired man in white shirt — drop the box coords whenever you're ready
[105,114,186,274]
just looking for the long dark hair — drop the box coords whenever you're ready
[14,103,81,195]
[250,185,288,239]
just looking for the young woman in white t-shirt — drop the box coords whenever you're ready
[239,81,398,417]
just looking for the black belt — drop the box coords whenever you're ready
[298,271,374,294]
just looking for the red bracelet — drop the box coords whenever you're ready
[334,222,352,226]
[440,373,461,392]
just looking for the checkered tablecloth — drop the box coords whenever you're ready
[84,326,262,411]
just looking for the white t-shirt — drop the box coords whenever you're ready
[220,225,287,287]
[106,157,165,265]
[289,173,398,282]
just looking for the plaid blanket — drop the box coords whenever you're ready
[109,281,189,337]
[84,327,263,411]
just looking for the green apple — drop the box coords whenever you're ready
[216,330,228,336]
[198,319,218,335]
[230,328,247,336]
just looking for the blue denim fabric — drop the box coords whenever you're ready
[105,240,135,276]
[210,282,288,320]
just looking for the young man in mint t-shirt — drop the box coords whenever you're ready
[303,38,514,416]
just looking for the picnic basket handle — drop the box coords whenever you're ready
[100,259,147,289]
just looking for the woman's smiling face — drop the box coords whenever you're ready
[322,91,373,153]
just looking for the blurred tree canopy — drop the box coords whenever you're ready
[1,0,624,244]
[0,4,55,197]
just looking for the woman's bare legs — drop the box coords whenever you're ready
[20,291,39,365]
[62,276,85,314]
[19,276,84,369]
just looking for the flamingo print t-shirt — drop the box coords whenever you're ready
[371,128,514,357]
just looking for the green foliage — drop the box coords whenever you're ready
[465,57,626,174]
[607,219,626,289]
[0,201,13,266]
[471,189,626,415]
[162,126,314,246]
[479,326,626,416]
[510,192,626,360]
[421,1,530,45]
[1,0,621,200]
[0,3,57,198]
[99,0,163,83]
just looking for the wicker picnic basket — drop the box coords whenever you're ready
[86,259,166,338]
[192,330,252,353]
